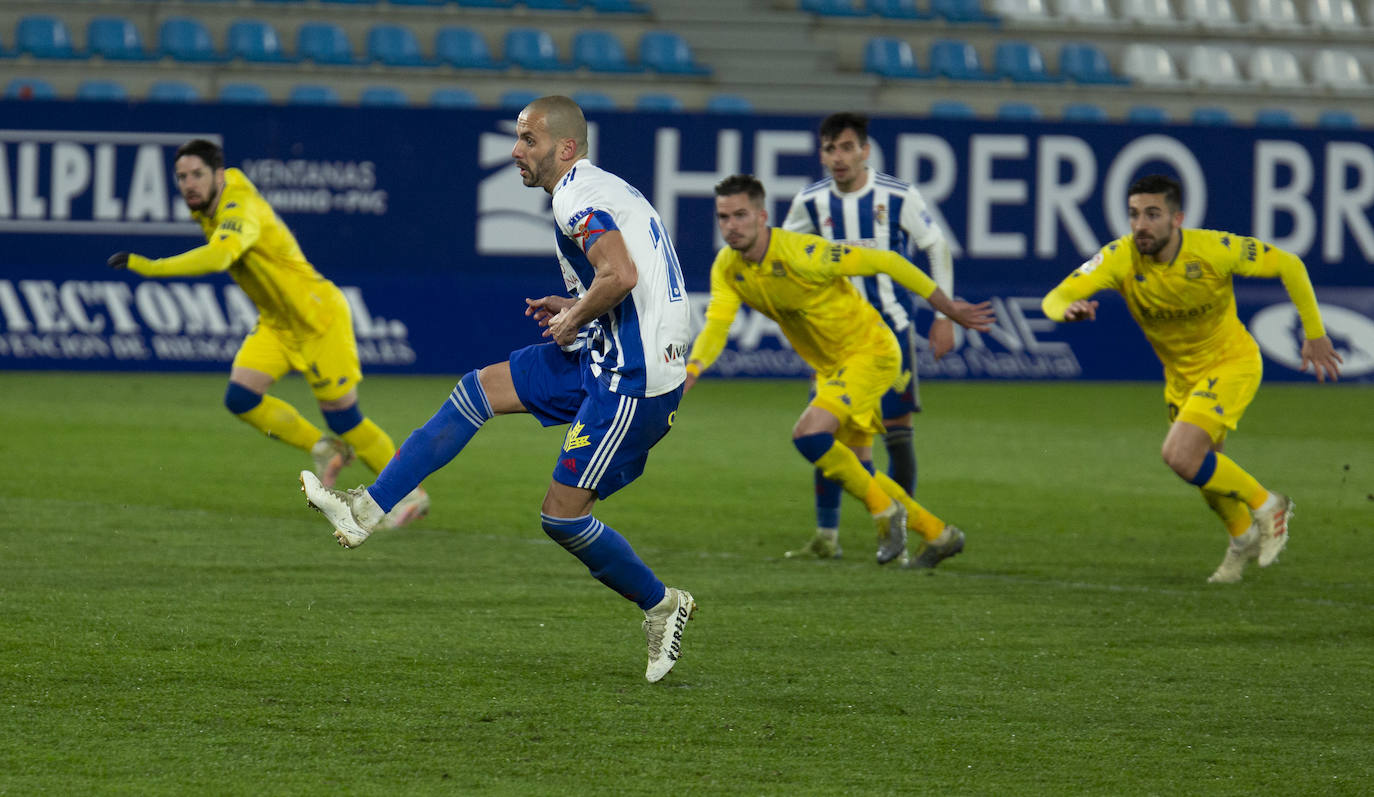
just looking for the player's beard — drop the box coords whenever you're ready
[184,184,219,214]
[1135,225,1172,256]
[521,148,558,189]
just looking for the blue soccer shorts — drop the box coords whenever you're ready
[509,342,682,499]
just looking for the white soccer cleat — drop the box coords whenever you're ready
[874,500,908,565]
[299,470,384,548]
[784,528,842,560]
[1253,492,1293,568]
[904,525,966,570]
[1207,529,1259,584]
[376,486,430,530]
[643,587,696,683]
[309,437,355,488]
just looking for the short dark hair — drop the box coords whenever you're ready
[1129,174,1181,211]
[819,112,868,145]
[715,174,766,206]
[175,139,224,170]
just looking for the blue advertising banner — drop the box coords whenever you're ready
[1,102,1371,381]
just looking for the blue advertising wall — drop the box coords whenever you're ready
[1,101,1372,382]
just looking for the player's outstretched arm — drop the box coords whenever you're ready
[1300,335,1343,383]
[927,289,994,332]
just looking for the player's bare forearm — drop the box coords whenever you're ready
[928,317,955,359]
[525,295,576,327]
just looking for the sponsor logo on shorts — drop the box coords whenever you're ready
[563,421,591,452]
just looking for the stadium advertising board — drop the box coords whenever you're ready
[1,102,1370,381]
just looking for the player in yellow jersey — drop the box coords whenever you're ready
[685,175,995,569]
[107,139,428,528]
[1042,174,1343,583]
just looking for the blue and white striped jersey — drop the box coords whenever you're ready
[783,169,952,331]
[551,159,691,398]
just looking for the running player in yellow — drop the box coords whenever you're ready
[685,175,995,569]
[1042,174,1342,583]
[107,138,428,528]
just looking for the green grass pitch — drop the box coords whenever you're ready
[1,372,1370,795]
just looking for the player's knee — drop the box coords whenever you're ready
[793,432,835,463]
[223,382,263,415]
[322,404,364,435]
[1161,442,1201,480]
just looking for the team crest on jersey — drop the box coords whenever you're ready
[874,204,888,225]
[1078,251,1105,274]
[1184,261,1202,279]
[563,421,592,451]
[771,261,787,276]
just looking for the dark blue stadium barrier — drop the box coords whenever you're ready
[1,102,1371,381]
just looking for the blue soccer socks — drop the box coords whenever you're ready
[541,513,666,610]
[369,370,492,511]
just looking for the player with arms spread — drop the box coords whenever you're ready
[108,138,428,528]
[300,96,697,682]
[687,174,995,570]
[782,112,957,560]
[1042,174,1343,583]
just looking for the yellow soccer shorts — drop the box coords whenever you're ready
[232,292,361,402]
[810,345,901,447]
[1164,356,1262,443]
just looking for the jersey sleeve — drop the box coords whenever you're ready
[686,253,742,373]
[127,202,263,277]
[825,244,938,299]
[1229,236,1326,339]
[553,181,621,256]
[782,193,816,234]
[1041,243,1126,321]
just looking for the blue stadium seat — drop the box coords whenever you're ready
[863,37,928,79]
[504,28,571,71]
[572,30,641,73]
[1062,102,1108,122]
[1191,106,1233,126]
[1126,105,1169,124]
[706,94,754,113]
[639,31,710,75]
[1059,43,1130,85]
[801,0,871,15]
[587,0,650,11]
[1254,108,1295,127]
[523,0,585,9]
[297,23,357,66]
[635,92,684,112]
[76,80,130,101]
[931,0,1002,23]
[993,41,1061,83]
[1317,109,1359,128]
[147,81,201,102]
[159,18,222,63]
[289,85,342,105]
[500,89,542,108]
[388,0,448,5]
[219,83,272,104]
[571,90,617,110]
[367,25,430,67]
[227,20,292,63]
[868,0,935,17]
[360,86,409,106]
[321,0,381,4]
[435,27,503,70]
[87,17,151,61]
[457,0,517,6]
[6,78,57,99]
[17,16,78,59]
[430,87,481,107]
[930,39,996,80]
[997,101,1043,120]
[929,99,976,118]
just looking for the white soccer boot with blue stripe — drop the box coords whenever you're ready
[300,470,385,548]
[643,587,696,683]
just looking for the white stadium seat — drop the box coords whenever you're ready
[994,0,1056,24]
[1122,0,1186,27]
[1249,47,1307,89]
[1307,0,1363,30]
[1247,0,1306,30]
[1122,43,1184,85]
[1186,45,1246,87]
[1181,0,1247,28]
[1056,0,1118,25]
[1312,48,1369,90]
